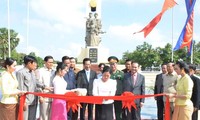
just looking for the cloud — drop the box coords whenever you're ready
[17,33,25,43]
[30,0,86,29]
[106,0,158,4]
[28,19,72,33]
[38,42,83,61]
[107,23,167,48]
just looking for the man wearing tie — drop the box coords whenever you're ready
[123,61,145,120]
[76,58,97,120]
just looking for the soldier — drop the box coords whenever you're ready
[108,56,124,120]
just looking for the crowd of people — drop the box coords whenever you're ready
[154,61,200,120]
[0,54,199,120]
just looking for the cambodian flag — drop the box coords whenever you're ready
[173,0,196,55]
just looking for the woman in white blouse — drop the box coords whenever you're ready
[50,62,69,120]
[93,66,117,120]
[0,58,25,120]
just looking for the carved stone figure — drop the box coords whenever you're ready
[85,13,104,47]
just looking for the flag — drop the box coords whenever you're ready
[173,0,196,55]
[133,0,177,38]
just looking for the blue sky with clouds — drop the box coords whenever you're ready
[0,0,199,61]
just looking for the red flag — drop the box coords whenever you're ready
[138,12,163,38]
[134,0,177,38]
[162,0,177,12]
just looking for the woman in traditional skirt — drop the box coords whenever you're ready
[51,62,74,120]
[169,61,194,120]
[0,58,25,120]
[93,66,117,120]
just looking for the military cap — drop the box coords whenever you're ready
[108,56,119,63]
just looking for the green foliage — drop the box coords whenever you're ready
[28,52,44,68]
[122,41,200,70]
[0,28,20,59]
[11,49,26,65]
[122,42,160,70]
[157,43,172,63]
[0,27,44,67]
[193,41,200,64]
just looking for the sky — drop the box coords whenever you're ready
[0,0,200,61]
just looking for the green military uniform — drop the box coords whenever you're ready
[110,70,124,95]
[110,70,124,120]
[108,56,124,120]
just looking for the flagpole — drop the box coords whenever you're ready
[191,40,194,64]
[171,8,174,62]
[7,0,11,58]
[26,0,30,55]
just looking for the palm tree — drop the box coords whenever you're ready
[0,28,20,59]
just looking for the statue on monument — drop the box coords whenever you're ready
[85,12,105,47]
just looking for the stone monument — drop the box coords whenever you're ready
[77,0,109,64]
[85,12,104,47]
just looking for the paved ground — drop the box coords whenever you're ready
[141,89,157,119]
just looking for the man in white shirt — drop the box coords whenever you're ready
[39,56,55,120]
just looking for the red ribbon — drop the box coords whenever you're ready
[65,92,82,112]
[18,92,170,120]
[121,92,137,111]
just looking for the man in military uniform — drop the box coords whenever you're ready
[108,56,124,120]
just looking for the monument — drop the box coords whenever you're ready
[77,0,109,64]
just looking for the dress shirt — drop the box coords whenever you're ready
[93,78,117,104]
[16,67,45,105]
[39,67,55,92]
[132,73,138,85]
[163,71,178,102]
[0,71,19,104]
[39,67,55,102]
[85,70,90,82]
[64,68,76,90]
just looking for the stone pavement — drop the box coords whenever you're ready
[141,88,157,120]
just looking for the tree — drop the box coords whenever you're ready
[122,42,160,70]
[192,41,200,64]
[28,52,44,67]
[0,28,20,59]
[156,43,172,64]
[122,41,200,71]
[11,49,26,65]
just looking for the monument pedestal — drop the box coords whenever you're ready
[77,46,109,64]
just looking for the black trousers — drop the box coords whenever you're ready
[68,108,78,120]
[156,99,164,120]
[95,103,113,120]
[114,100,122,120]
[123,105,141,120]
[80,103,93,120]
[192,110,198,120]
